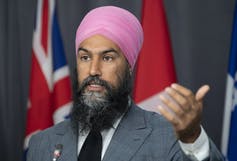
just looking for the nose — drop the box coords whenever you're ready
[89,58,102,76]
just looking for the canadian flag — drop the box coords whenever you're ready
[134,0,176,112]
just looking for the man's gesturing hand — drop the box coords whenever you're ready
[158,83,210,143]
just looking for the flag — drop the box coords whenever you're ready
[24,0,72,150]
[221,3,237,161]
[134,0,176,111]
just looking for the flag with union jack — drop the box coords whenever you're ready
[24,0,72,151]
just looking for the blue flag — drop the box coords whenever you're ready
[221,3,237,161]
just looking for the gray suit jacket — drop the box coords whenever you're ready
[27,104,224,161]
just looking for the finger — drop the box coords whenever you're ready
[171,83,196,109]
[165,87,190,111]
[195,85,210,101]
[157,105,180,126]
[171,83,194,98]
[159,94,185,116]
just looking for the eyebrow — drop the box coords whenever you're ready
[78,47,120,56]
[102,49,119,55]
[78,47,88,53]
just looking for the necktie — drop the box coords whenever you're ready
[78,130,102,161]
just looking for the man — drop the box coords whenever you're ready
[27,6,224,161]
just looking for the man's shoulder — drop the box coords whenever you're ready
[27,120,76,161]
[32,120,72,138]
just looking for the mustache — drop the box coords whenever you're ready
[78,76,112,93]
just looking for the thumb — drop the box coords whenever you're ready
[195,85,210,101]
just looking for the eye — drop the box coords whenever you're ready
[80,55,91,61]
[103,55,113,62]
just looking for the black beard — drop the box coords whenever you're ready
[71,66,132,133]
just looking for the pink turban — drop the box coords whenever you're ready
[75,6,144,69]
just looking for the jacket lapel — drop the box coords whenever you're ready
[102,105,152,161]
[49,121,78,161]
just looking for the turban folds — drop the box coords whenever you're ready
[75,6,144,69]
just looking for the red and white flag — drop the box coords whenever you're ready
[134,0,176,111]
[24,0,72,149]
